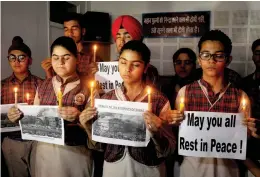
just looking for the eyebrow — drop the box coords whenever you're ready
[52,54,71,57]
[116,32,130,36]
[64,25,79,29]
[200,50,225,53]
[119,57,144,63]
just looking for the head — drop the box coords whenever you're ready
[7,36,32,75]
[48,118,57,128]
[173,48,196,78]
[252,39,260,69]
[112,15,143,53]
[51,36,78,79]
[197,30,232,78]
[118,40,150,85]
[63,12,85,44]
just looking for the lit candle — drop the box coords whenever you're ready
[57,88,62,108]
[179,97,185,113]
[93,45,97,63]
[90,81,95,107]
[26,93,30,104]
[147,87,152,112]
[14,87,18,107]
[242,98,247,118]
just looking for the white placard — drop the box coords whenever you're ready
[18,105,65,145]
[95,62,123,93]
[178,111,247,160]
[92,99,150,147]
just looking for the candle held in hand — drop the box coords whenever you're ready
[147,87,152,112]
[90,81,95,107]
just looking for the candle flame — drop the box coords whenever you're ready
[147,87,151,95]
[180,97,184,103]
[14,87,18,93]
[26,93,30,99]
[91,81,95,88]
[93,45,97,51]
[242,99,246,107]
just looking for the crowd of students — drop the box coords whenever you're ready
[1,12,260,177]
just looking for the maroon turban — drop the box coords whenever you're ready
[112,15,143,41]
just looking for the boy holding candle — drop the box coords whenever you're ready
[41,12,102,80]
[1,36,43,177]
[8,36,93,177]
[167,30,260,177]
[79,40,176,177]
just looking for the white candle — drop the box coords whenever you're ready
[14,87,18,107]
[147,87,152,112]
[26,93,30,104]
[93,45,97,63]
[90,81,95,107]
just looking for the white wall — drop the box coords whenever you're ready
[1,1,49,79]
[1,1,86,80]
[90,1,260,76]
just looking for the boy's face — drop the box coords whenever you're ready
[64,20,85,44]
[116,28,133,53]
[118,49,145,85]
[198,40,229,78]
[252,45,260,68]
[8,50,31,75]
[51,46,78,79]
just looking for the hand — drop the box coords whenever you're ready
[245,118,260,139]
[58,107,80,122]
[41,58,52,71]
[79,107,97,128]
[143,111,163,134]
[165,110,184,126]
[87,62,98,78]
[7,106,23,123]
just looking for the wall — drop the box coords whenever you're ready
[1,1,86,80]
[1,1,49,79]
[90,1,260,76]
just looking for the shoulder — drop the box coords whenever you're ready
[1,75,12,85]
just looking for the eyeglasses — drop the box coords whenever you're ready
[199,52,227,62]
[174,60,193,66]
[253,50,260,56]
[7,54,27,62]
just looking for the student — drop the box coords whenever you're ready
[112,15,159,86]
[41,12,101,80]
[79,40,176,177]
[241,39,260,177]
[167,30,251,177]
[1,36,43,177]
[161,48,197,109]
[8,36,93,177]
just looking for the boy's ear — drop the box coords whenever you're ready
[28,58,32,66]
[225,56,232,67]
[197,57,202,67]
[144,63,150,74]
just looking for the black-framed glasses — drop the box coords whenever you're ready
[199,52,227,62]
[253,50,260,56]
[174,60,193,66]
[7,54,27,62]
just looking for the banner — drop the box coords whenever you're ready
[92,99,150,147]
[142,11,210,38]
[95,62,123,93]
[178,111,247,160]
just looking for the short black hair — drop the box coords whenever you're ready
[172,48,197,64]
[198,30,232,56]
[63,12,84,29]
[119,40,151,65]
[251,39,260,52]
[51,36,78,57]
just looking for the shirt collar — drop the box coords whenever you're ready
[56,74,79,85]
[10,71,32,84]
[200,78,229,94]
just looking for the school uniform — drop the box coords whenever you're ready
[31,75,93,177]
[1,72,43,177]
[176,79,250,177]
[88,85,176,177]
